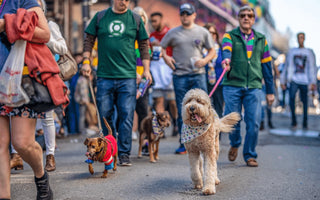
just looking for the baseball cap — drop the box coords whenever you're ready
[180,3,195,15]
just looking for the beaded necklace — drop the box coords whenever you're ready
[0,0,6,15]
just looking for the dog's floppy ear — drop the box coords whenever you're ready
[84,138,89,146]
[98,137,103,146]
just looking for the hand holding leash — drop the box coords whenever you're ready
[221,59,230,71]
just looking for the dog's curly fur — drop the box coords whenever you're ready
[182,89,240,195]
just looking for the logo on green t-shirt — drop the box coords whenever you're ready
[109,20,125,36]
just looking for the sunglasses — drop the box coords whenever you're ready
[239,13,254,19]
[210,31,216,35]
[180,11,192,16]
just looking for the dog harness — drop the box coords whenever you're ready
[181,123,210,143]
[152,115,164,140]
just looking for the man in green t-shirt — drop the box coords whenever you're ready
[82,0,152,166]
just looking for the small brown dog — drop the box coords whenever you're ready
[84,118,118,178]
[138,111,171,162]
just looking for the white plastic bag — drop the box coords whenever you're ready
[0,40,30,107]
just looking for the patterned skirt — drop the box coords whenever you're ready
[0,104,46,119]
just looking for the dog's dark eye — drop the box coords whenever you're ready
[92,145,95,148]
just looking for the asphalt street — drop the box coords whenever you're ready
[10,112,320,200]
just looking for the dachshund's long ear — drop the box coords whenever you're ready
[84,138,89,146]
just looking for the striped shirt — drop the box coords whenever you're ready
[222,32,272,63]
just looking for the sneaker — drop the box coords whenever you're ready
[290,125,297,130]
[268,121,274,129]
[119,155,132,166]
[246,158,258,167]
[175,144,187,154]
[132,131,138,141]
[35,171,53,200]
[228,147,238,161]
[142,144,149,156]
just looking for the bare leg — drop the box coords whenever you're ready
[154,97,165,112]
[11,117,44,178]
[0,116,11,199]
[168,100,178,120]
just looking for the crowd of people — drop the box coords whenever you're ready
[0,0,319,199]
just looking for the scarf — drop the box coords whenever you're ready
[181,123,210,144]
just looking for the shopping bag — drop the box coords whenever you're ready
[0,40,30,107]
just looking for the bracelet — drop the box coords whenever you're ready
[82,59,90,65]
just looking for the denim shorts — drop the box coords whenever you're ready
[152,89,175,100]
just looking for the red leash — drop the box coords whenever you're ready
[208,67,227,98]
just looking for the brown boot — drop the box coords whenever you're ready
[228,147,238,161]
[246,158,258,167]
[10,153,23,170]
[45,154,56,172]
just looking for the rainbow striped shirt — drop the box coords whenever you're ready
[222,32,272,63]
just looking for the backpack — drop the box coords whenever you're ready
[95,9,141,39]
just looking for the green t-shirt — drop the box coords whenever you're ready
[85,8,149,78]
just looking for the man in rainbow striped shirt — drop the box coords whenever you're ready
[221,6,274,167]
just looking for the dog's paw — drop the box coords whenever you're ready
[101,174,107,178]
[202,187,216,195]
[89,167,94,175]
[215,178,220,185]
[194,184,203,190]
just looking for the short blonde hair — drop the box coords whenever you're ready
[132,6,148,25]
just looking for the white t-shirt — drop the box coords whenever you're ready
[281,47,317,85]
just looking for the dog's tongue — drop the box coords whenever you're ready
[195,114,202,123]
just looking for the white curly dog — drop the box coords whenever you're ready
[181,89,240,195]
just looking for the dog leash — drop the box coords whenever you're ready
[208,67,227,98]
[88,78,104,138]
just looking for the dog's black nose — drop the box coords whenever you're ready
[190,106,195,112]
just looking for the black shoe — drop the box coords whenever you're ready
[268,121,274,129]
[172,125,179,137]
[259,121,264,131]
[35,171,53,200]
[119,155,132,166]
[303,122,308,130]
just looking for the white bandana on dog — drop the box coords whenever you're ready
[181,123,210,143]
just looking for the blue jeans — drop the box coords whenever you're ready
[96,78,136,156]
[289,81,308,127]
[223,86,262,161]
[173,74,207,144]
